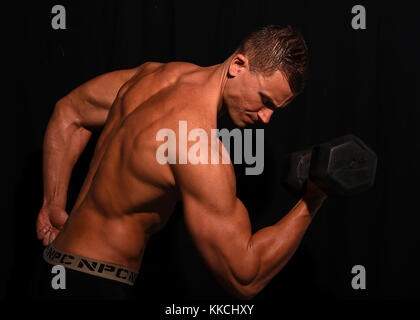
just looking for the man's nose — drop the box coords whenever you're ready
[257,108,274,123]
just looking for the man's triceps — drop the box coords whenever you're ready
[182,187,260,297]
[59,66,141,129]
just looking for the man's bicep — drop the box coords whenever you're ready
[182,189,253,255]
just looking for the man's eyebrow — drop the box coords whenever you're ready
[282,95,294,107]
[259,92,278,108]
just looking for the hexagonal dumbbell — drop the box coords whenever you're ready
[284,135,377,196]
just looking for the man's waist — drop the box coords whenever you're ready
[43,245,139,286]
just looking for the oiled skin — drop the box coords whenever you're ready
[53,61,223,269]
[39,56,327,299]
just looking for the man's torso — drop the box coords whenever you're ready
[53,61,224,269]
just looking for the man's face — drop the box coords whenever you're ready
[223,54,294,127]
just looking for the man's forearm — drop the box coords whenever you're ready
[42,100,92,209]
[243,191,326,298]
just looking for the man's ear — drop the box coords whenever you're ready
[228,54,249,78]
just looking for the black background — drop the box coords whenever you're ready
[3,0,420,303]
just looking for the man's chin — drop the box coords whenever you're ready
[226,110,247,127]
[232,118,247,128]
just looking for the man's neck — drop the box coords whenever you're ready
[215,56,233,117]
[196,56,232,119]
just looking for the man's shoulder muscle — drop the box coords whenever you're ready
[139,61,199,78]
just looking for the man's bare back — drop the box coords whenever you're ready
[37,26,326,299]
[53,61,227,270]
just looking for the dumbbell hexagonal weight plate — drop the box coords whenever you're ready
[310,135,377,196]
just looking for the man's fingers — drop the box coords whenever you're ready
[42,231,51,246]
[48,231,56,245]
[36,230,43,240]
[37,225,58,245]
[36,226,48,240]
[37,224,53,238]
